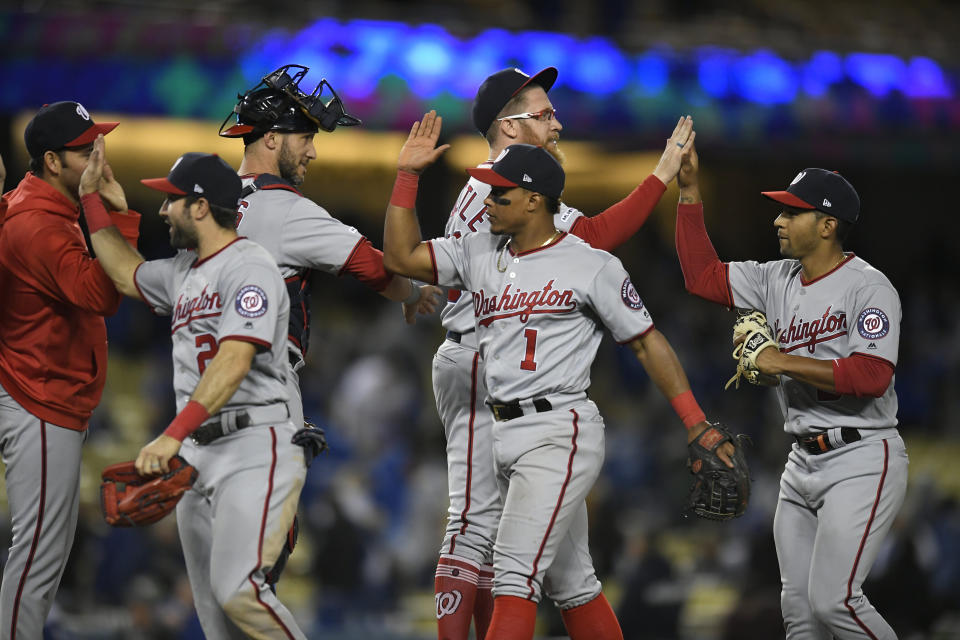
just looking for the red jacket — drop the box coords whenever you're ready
[0,173,140,430]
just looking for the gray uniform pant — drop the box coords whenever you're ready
[774,431,907,639]
[0,382,84,640]
[177,420,307,639]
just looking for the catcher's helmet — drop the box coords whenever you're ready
[220,64,361,138]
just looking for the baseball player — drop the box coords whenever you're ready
[79,139,308,639]
[674,142,908,639]
[0,102,140,638]
[218,64,440,430]
[429,66,694,640]
[383,114,732,640]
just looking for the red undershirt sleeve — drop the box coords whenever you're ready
[339,237,394,291]
[832,353,895,398]
[568,175,666,252]
[109,210,142,247]
[675,202,734,307]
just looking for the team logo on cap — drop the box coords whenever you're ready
[621,278,644,310]
[790,171,806,185]
[76,104,90,120]
[236,285,268,318]
[857,307,889,340]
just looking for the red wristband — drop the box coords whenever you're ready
[669,390,707,429]
[163,400,210,442]
[81,193,114,234]
[390,170,419,209]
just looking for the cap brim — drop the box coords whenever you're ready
[761,190,815,210]
[220,123,255,137]
[513,67,558,97]
[140,177,187,195]
[65,122,119,147]
[466,167,518,188]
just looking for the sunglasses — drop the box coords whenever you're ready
[496,106,557,123]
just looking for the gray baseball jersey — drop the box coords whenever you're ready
[134,238,308,638]
[430,231,653,402]
[728,254,900,434]
[134,238,290,411]
[236,175,365,365]
[440,169,585,336]
[429,229,653,606]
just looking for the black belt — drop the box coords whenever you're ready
[489,398,553,422]
[191,404,290,445]
[796,428,861,455]
[446,331,461,343]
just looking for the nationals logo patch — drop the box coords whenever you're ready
[435,590,463,619]
[621,278,644,310]
[857,307,889,340]
[235,285,268,318]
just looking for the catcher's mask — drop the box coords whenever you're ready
[219,64,361,139]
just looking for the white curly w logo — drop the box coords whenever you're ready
[435,590,463,619]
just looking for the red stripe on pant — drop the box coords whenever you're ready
[449,352,481,554]
[10,421,47,640]
[526,410,579,600]
[843,438,889,640]
[247,427,296,639]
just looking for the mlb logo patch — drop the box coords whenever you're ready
[236,285,268,318]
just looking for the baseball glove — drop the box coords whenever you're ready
[725,310,780,390]
[100,455,198,527]
[292,419,329,467]
[687,423,751,520]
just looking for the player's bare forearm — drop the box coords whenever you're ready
[677,140,702,204]
[89,225,145,300]
[757,349,836,392]
[630,329,693,399]
[189,339,256,414]
[382,203,437,283]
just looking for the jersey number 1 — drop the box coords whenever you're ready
[520,329,538,371]
[196,334,218,374]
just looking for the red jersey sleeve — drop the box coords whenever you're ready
[339,237,394,291]
[832,353,895,398]
[11,217,123,315]
[675,202,734,307]
[568,175,666,252]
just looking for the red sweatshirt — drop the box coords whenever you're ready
[0,173,141,430]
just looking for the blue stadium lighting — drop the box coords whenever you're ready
[452,29,514,99]
[568,37,630,95]
[802,51,844,98]
[845,53,905,98]
[698,49,735,98]
[735,50,797,104]
[903,57,952,98]
[521,31,576,86]
[341,20,407,98]
[634,53,669,95]
[402,25,457,97]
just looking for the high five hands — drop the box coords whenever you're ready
[652,116,695,185]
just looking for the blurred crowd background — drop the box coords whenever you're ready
[1,1,959,638]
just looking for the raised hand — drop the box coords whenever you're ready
[79,134,128,211]
[398,110,451,175]
[99,154,128,212]
[677,137,699,190]
[652,116,694,185]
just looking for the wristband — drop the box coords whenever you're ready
[402,281,422,305]
[163,400,210,442]
[669,390,707,429]
[81,193,114,234]
[390,170,419,209]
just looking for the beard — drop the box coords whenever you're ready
[544,138,565,166]
[277,140,304,186]
[170,218,199,249]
